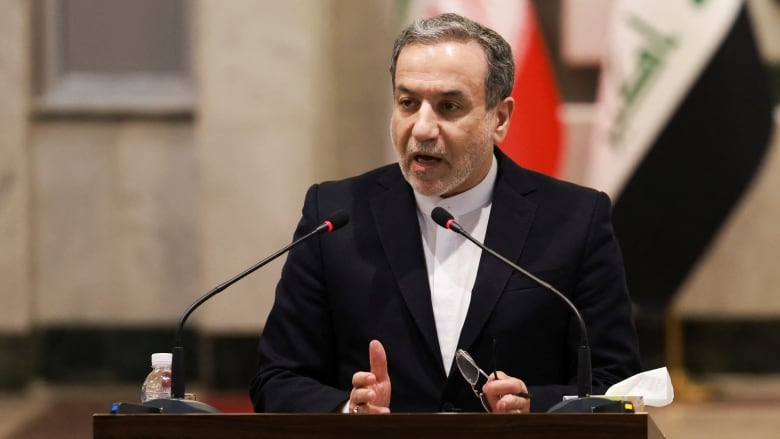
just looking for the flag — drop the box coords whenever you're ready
[586,0,774,366]
[404,0,563,177]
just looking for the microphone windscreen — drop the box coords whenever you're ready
[324,210,350,231]
[431,207,454,229]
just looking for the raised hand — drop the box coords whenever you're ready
[348,340,392,414]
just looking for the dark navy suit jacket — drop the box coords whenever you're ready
[250,148,641,412]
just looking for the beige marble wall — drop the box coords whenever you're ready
[25,0,396,333]
[0,0,30,333]
[196,0,394,332]
[32,121,198,324]
[749,0,780,63]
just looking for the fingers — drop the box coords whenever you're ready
[351,371,376,388]
[349,376,391,414]
[483,371,531,414]
[486,370,511,382]
[349,340,392,414]
[350,372,377,405]
[495,393,531,413]
[368,339,389,381]
[484,371,524,396]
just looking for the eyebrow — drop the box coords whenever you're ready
[395,85,467,100]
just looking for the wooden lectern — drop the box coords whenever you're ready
[93,413,665,439]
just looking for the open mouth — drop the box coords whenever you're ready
[413,153,442,165]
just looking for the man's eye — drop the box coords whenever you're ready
[398,98,418,110]
[440,102,460,112]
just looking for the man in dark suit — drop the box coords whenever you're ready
[250,13,640,414]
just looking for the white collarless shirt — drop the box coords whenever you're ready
[413,155,497,376]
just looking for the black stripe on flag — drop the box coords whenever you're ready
[611,5,774,366]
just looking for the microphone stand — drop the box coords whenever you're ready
[432,208,621,413]
[135,212,348,413]
[147,241,306,413]
[171,229,323,400]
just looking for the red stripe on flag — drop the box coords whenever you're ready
[500,8,562,177]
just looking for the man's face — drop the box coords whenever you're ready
[390,40,512,197]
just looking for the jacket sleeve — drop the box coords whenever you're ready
[249,184,350,412]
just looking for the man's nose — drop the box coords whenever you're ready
[411,103,439,142]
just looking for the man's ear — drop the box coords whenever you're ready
[492,96,514,144]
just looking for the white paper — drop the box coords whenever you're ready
[605,366,674,407]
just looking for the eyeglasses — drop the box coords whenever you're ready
[455,344,532,413]
[454,348,493,412]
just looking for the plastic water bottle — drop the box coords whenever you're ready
[141,353,172,402]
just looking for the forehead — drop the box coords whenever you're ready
[394,40,488,98]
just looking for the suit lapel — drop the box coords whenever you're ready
[457,154,537,352]
[368,154,537,378]
[370,173,444,372]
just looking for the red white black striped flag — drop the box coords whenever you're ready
[587,0,773,365]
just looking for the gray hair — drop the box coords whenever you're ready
[390,13,515,109]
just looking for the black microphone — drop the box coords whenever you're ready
[431,207,617,413]
[139,210,349,413]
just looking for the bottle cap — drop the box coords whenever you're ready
[151,352,173,367]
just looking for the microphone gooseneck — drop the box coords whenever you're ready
[431,206,592,400]
[170,210,349,399]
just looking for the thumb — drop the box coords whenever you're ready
[368,339,389,381]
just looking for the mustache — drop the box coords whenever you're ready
[407,140,445,156]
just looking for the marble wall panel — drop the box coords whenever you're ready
[32,121,198,324]
[195,0,398,333]
[32,122,120,324]
[0,0,29,332]
[113,122,198,323]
